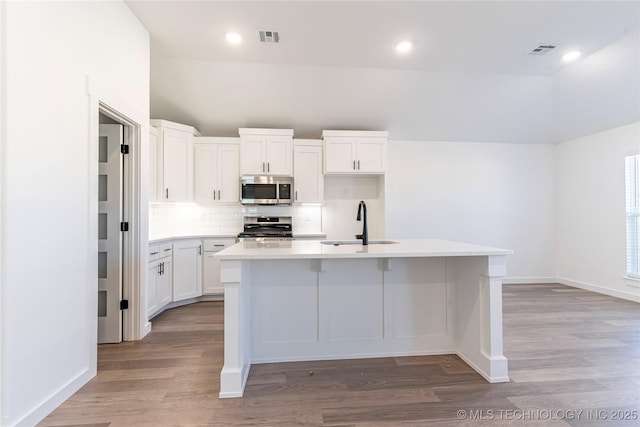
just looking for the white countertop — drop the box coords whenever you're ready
[149,234,238,244]
[148,232,326,245]
[214,239,513,260]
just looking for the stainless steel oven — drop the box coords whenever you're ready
[237,216,293,241]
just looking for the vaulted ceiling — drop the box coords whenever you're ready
[126,1,640,143]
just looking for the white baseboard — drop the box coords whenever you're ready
[557,277,640,303]
[502,276,556,284]
[14,367,95,427]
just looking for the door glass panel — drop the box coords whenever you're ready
[98,291,107,317]
[98,251,107,278]
[98,175,108,201]
[98,213,107,239]
[99,136,108,163]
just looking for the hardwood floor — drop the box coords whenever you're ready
[39,283,639,426]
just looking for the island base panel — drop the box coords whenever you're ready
[219,254,509,397]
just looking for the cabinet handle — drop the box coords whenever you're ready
[157,263,161,275]
[353,160,356,170]
[295,190,298,201]
[198,245,202,255]
[213,189,216,200]
[164,248,171,252]
[214,244,225,247]
[218,190,221,200]
[358,160,360,170]
[262,162,265,172]
[150,251,159,255]
[267,162,270,173]
[165,188,169,199]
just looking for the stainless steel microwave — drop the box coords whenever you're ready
[240,176,293,205]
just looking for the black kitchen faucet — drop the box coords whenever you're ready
[355,200,368,245]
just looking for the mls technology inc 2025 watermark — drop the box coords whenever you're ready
[456,409,638,422]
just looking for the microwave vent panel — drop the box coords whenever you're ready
[258,30,280,43]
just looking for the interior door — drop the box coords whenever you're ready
[98,124,123,344]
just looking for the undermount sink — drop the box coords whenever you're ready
[320,240,398,246]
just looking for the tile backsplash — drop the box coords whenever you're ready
[149,203,323,239]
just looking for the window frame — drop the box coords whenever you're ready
[625,154,640,279]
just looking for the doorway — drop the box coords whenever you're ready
[88,77,148,354]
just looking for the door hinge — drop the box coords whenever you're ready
[120,299,129,310]
[120,144,129,154]
[120,222,129,232]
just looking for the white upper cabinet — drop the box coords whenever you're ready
[150,119,200,202]
[239,128,293,176]
[194,137,240,203]
[293,140,324,204]
[148,126,159,201]
[323,130,388,174]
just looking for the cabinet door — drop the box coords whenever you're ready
[203,252,223,294]
[265,136,292,175]
[356,138,386,173]
[157,257,172,307]
[324,137,357,173]
[162,128,193,201]
[194,144,217,202]
[293,145,324,203]
[202,239,235,294]
[217,144,240,202]
[173,240,202,301]
[240,135,267,175]
[147,261,159,319]
[149,128,159,201]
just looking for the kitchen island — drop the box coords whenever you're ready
[215,239,513,398]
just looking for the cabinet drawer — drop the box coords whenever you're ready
[148,245,160,261]
[203,239,236,252]
[159,243,173,258]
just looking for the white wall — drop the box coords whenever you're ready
[150,57,553,144]
[385,141,556,281]
[1,1,149,425]
[556,122,640,301]
[553,30,640,143]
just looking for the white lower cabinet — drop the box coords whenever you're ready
[173,239,203,301]
[203,239,236,295]
[147,243,172,319]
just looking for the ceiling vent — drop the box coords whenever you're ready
[528,44,557,56]
[258,30,280,43]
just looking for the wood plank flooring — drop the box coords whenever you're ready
[39,283,639,426]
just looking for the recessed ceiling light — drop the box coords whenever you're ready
[225,32,242,45]
[562,50,581,63]
[396,41,412,53]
